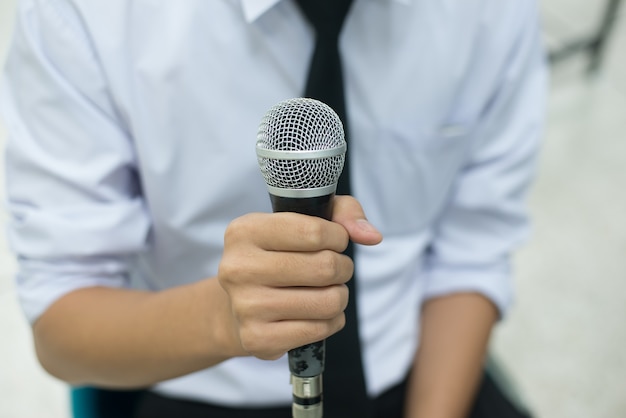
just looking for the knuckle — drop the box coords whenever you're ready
[319,286,347,319]
[223,217,245,244]
[217,257,237,282]
[295,321,327,343]
[310,317,344,341]
[240,324,284,361]
[257,352,285,361]
[299,220,326,248]
[335,285,350,314]
[239,323,262,351]
[299,286,347,320]
[344,256,355,280]
[228,297,247,320]
[230,290,262,322]
[334,313,346,333]
[224,214,259,245]
[316,251,339,281]
[317,252,353,286]
[218,255,251,289]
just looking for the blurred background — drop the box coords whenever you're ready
[0,1,624,417]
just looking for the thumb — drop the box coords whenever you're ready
[332,195,383,246]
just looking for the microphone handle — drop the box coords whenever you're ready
[269,193,335,418]
[270,194,334,220]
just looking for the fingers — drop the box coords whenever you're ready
[225,212,350,253]
[217,196,381,361]
[232,284,349,322]
[225,282,349,360]
[219,212,354,359]
[332,195,383,246]
[220,248,354,288]
[239,316,346,361]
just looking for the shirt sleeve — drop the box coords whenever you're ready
[420,3,548,317]
[0,0,150,323]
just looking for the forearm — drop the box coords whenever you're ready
[404,293,498,418]
[30,198,382,389]
[33,278,244,388]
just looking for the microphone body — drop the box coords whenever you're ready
[272,194,333,417]
[256,98,346,418]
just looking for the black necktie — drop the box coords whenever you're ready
[294,1,372,417]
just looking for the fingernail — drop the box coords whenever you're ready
[356,219,379,233]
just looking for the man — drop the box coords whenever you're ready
[0,0,546,417]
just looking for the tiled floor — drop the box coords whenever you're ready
[1,1,625,417]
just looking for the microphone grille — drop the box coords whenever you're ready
[256,98,346,191]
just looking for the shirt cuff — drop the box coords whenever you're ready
[15,257,129,324]
[420,258,514,318]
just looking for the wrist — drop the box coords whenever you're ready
[196,278,248,361]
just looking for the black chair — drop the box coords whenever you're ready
[70,387,145,418]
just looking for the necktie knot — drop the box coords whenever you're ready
[296,0,353,40]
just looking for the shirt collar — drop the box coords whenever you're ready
[241,0,412,23]
[241,0,281,23]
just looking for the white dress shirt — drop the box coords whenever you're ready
[1,0,546,407]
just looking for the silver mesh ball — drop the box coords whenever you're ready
[256,98,346,190]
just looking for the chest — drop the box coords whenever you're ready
[93,1,498,233]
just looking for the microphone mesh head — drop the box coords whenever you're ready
[256,98,346,190]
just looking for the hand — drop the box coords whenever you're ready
[217,196,382,360]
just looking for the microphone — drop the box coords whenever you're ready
[256,97,347,418]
